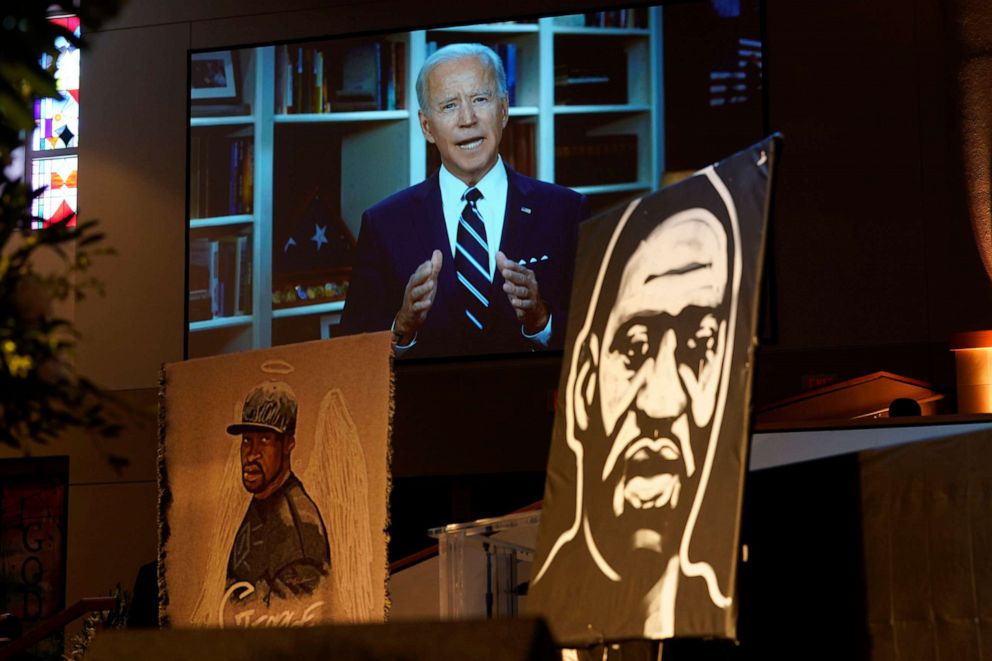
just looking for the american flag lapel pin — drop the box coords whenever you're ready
[521,206,532,214]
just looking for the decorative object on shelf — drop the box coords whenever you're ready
[191,50,239,101]
[529,136,780,645]
[159,332,393,627]
[755,371,944,424]
[273,188,355,310]
[0,0,126,452]
[950,331,992,413]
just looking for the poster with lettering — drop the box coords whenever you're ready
[159,332,392,628]
[0,457,68,658]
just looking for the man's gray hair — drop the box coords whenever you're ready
[416,43,508,113]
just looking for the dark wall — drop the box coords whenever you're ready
[754,0,992,406]
[740,428,992,660]
[388,0,992,477]
[388,0,992,455]
[739,453,870,659]
[68,0,992,593]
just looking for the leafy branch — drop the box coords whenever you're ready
[0,0,127,451]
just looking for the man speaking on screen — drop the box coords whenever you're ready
[338,43,588,357]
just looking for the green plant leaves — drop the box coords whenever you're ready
[0,0,129,452]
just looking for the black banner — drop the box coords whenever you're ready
[528,136,779,646]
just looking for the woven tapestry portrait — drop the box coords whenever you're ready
[159,332,392,627]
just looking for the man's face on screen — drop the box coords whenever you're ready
[581,213,730,575]
[419,55,508,187]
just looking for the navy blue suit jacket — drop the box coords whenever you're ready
[339,166,588,357]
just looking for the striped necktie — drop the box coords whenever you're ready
[454,187,491,331]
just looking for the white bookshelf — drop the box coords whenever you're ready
[190,314,252,332]
[189,116,253,127]
[189,214,252,229]
[187,8,664,359]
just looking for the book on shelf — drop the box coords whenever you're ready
[387,40,406,111]
[189,289,212,322]
[228,136,253,216]
[276,45,290,113]
[554,10,646,28]
[555,134,638,187]
[217,237,238,316]
[242,142,253,214]
[210,240,221,318]
[500,43,517,107]
[236,234,252,315]
[583,9,647,28]
[189,136,201,219]
[188,233,252,322]
[189,237,212,322]
[229,141,239,217]
[189,131,253,219]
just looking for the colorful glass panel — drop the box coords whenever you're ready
[30,156,78,229]
[33,17,80,151]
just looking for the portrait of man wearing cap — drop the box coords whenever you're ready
[226,380,331,603]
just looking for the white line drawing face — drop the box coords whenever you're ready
[597,212,728,542]
[578,208,731,587]
[533,167,743,637]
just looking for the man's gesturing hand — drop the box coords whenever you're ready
[497,251,549,335]
[394,250,442,345]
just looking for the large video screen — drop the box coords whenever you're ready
[185,0,763,361]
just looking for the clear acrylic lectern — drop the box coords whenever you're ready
[428,509,541,619]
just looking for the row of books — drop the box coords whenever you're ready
[189,235,252,321]
[552,10,647,29]
[276,41,407,114]
[189,134,253,219]
[425,41,518,107]
[555,134,638,187]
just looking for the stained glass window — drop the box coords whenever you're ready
[27,15,80,230]
[34,16,80,151]
[30,156,78,229]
